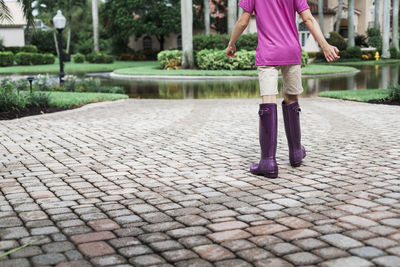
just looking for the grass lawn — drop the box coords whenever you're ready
[0,61,357,76]
[113,62,357,76]
[0,61,138,75]
[47,91,128,107]
[319,89,389,102]
[319,59,400,66]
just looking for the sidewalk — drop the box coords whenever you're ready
[0,97,399,266]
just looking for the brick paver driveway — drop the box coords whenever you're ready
[0,97,399,267]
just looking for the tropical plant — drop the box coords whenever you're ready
[389,85,400,101]
[0,0,34,27]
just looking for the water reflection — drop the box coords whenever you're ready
[1,64,400,99]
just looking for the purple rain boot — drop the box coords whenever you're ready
[282,100,306,167]
[250,103,278,178]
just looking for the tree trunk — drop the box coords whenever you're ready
[227,0,237,35]
[382,0,391,58]
[157,35,165,51]
[181,0,194,68]
[393,0,399,50]
[66,27,71,54]
[375,0,380,29]
[92,0,100,53]
[335,0,343,33]
[347,0,355,47]
[318,0,324,35]
[204,0,210,35]
[53,30,60,58]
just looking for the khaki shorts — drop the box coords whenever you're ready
[257,65,304,96]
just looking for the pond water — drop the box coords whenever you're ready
[2,64,399,99]
[99,64,400,99]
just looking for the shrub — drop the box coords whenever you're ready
[15,52,33,65]
[355,34,368,47]
[5,45,38,54]
[196,49,256,70]
[73,53,85,63]
[307,52,319,59]
[193,34,229,52]
[389,85,400,101]
[0,86,26,112]
[85,52,114,63]
[301,50,309,67]
[344,46,362,59]
[142,49,159,60]
[367,28,382,53]
[34,74,52,91]
[389,46,399,59]
[236,33,258,51]
[327,32,347,51]
[26,92,51,108]
[0,52,14,66]
[30,29,57,54]
[157,50,182,69]
[14,52,54,65]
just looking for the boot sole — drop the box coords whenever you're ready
[250,170,278,179]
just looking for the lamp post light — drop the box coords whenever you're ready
[27,76,35,94]
[53,10,66,86]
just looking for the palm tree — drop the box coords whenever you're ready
[318,0,324,35]
[204,0,210,35]
[92,0,99,52]
[181,0,194,68]
[228,0,237,35]
[335,0,343,33]
[0,0,34,26]
[382,0,391,58]
[375,0,380,29]
[393,0,399,50]
[347,0,355,47]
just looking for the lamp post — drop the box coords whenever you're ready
[27,76,35,94]
[53,10,66,86]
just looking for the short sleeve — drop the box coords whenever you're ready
[295,0,310,14]
[238,0,255,14]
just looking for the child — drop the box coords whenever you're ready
[226,0,340,178]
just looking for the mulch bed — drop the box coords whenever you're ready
[368,99,400,106]
[0,107,72,120]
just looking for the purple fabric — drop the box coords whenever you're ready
[238,0,310,66]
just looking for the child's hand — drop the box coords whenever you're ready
[323,45,340,62]
[226,44,237,58]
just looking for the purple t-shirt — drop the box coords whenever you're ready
[238,0,310,66]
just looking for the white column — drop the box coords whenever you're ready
[204,0,210,35]
[181,0,194,68]
[382,0,391,58]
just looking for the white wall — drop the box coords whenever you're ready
[0,28,25,46]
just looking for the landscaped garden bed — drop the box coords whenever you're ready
[0,78,128,120]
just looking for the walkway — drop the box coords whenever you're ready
[0,98,399,267]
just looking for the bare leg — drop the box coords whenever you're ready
[283,93,299,104]
[262,95,277,104]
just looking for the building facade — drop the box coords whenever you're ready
[0,1,27,47]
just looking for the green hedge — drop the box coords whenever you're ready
[193,34,229,52]
[14,52,55,65]
[157,50,182,69]
[193,33,258,52]
[85,52,114,63]
[5,45,38,54]
[236,33,258,51]
[196,49,256,70]
[73,53,85,63]
[0,52,14,67]
[301,50,309,67]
